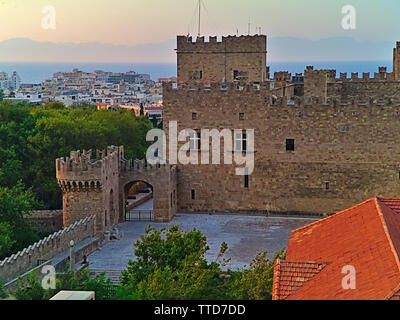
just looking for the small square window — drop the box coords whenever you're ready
[192,112,197,120]
[239,113,245,120]
[286,139,295,151]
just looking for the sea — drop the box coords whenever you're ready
[0,61,393,84]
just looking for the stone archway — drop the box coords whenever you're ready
[123,180,153,221]
[119,163,177,222]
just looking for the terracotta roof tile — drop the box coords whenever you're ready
[273,198,400,300]
[272,260,328,300]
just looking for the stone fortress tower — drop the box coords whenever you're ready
[56,146,177,239]
[176,35,268,83]
[163,34,400,216]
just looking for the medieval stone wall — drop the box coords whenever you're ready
[163,83,400,215]
[177,35,267,83]
[27,210,63,234]
[0,215,96,284]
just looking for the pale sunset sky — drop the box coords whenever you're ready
[0,0,399,45]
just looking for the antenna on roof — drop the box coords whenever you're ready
[198,0,201,36]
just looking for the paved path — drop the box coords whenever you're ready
[131,198,153,211]
[88,212,318,272]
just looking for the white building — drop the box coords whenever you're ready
[9,72,21,91]
[0,72,9,89]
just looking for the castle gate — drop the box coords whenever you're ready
[56,146,177,239]
[119,159,177,223]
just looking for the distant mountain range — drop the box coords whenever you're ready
[0,37,396,63]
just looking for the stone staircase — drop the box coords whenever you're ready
[90,269,123,285]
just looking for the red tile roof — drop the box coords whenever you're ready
[273,197,400,300]
[272,260,328,300]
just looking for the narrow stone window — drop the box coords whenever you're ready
[191,189,196,200]
[244,174,249,188]
[233,70,239,80]
[286,139,295,151]
[235,131,247,152]
[325,182,330,190]
[192,112,197,120]
[199,71,203,79]
[239,113,245,120]
[189,131,201,151]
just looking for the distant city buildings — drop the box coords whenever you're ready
[0,68,164,121]
[0,71,21,92]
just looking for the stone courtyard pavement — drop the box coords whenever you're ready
[87,212,318,271]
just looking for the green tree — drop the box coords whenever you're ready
[27,105,153,209]
[0,222,15,258]
[118,226,286,300]
[0,183,40,259]
[0,89,4,101]
[231,249,286,300]
[14,272,46,300]
[0,101,35,188]
[119,226,238,300]
[43,101,65,110]
[0,279,8,299]
[13,268,116,300]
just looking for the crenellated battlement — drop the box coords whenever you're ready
[0,215,96,284]
[177,34,267,52]
[56,146,122,174]
[337,68,396,81]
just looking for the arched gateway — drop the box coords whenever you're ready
[56,146,177,239]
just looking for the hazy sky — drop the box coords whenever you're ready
[0,0,399,45]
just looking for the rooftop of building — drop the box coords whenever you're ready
[273,197,400,300]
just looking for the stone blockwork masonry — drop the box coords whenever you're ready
[177,35,267,84]
[26,210,63,234]
[56,146,177,239]
[163,82,400,215]
[54,36,400,227]
[0,215,96,284]
[158,35,400,216]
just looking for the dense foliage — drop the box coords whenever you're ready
[0,280,8,299]
[0,183,39,259]
[0,100,153,259]
[116,226,285,300]
[13,268,115,300]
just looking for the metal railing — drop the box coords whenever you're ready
[125,210,153,221]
